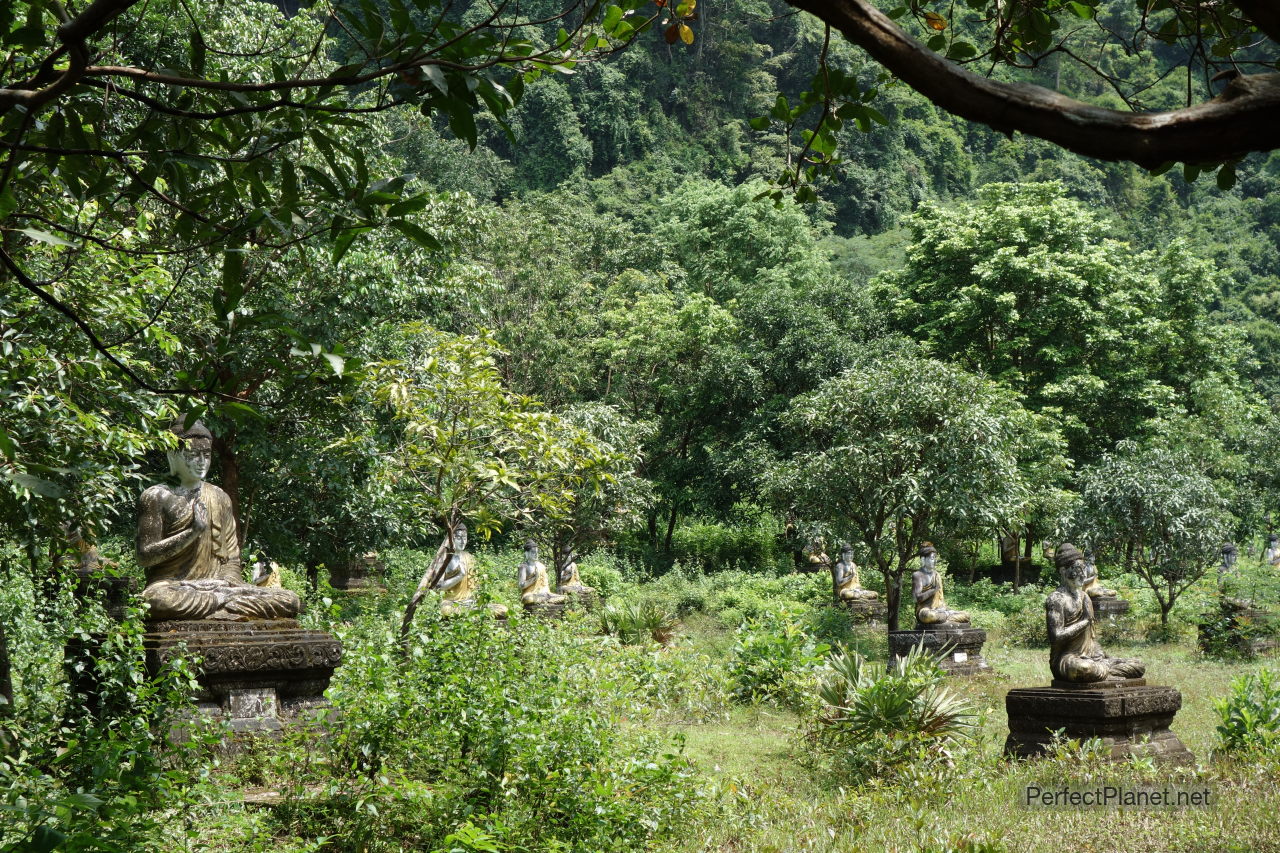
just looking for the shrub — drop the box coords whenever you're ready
[726,609,828,708]
[1215,668,1280,753]
[600,599,679,644]
[813,645,976,782]
[668,506,788,574]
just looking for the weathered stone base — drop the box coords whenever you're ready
[834,597,887,625]
[1198,603,1280,657]
[561,589,602,612]
[888,627,989,676]
[144,619,342,744]
[1092,597,1131,618]
[1004,681,1194,764]
[328,556,387,594]
[522,601,566,619]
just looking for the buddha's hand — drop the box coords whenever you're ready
[191,499,209,535]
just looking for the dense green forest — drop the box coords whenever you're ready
[5,0,1280,849]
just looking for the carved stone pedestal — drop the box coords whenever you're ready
[1004,679,1194,764]
[561,589,602,612]
[834,598,887,625]
[1199,601,1279,657]
[888,627,990,675]
[522,601,566,620]
[329,553,386,594]
[1092,597,1131,619]
[144,619,342,741]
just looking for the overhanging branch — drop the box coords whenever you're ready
[787,0,1280,168]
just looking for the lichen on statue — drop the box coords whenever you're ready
[136,419,301,622]
[1046,543,1144,683]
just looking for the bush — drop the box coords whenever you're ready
[813,645,977,782]
[726,609,828,708]
[600,599,679,644]
[1215,668,1280,753]
[668,506,788,574]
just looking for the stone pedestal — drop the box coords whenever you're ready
[888,627,989,675]
[144,619,342,739]
[1092,597,1130,618]
[1198,602,1279,657]
[561,589,602,612]
[1004,679,1194,764]
[522,601,566,620]
[834,598,887,625]
[329,553,386,593]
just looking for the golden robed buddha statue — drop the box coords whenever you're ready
[912,543,969,628]
[136,419,301,622]
[832,544,878,602]
[557,550,595,594]
[435,523,508,618]
[1046,544,1144,683]
[518,540,566,608]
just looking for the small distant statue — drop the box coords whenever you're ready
[518,540,567,609]
[252,561,283,589]
[912,543,970,628]
[1046,544,1144,683]
[1266,534,1280,566]
[1220,542,1238,576]
[557,550,595,595]
[136,419,301,622]
[801,538,832,573]
[1078,548,1118,600]
[831,544,878,602]
[435,523,507,618]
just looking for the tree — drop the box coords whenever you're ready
[782,1,1280,177]
[1072,439,1231,625]
[763,346,1060,631]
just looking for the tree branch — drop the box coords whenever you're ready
[787,0,1280,168]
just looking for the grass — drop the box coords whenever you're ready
[652,624,1280,853]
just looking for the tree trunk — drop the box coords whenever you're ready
[213,428,244,547]
[0,620,11,713]
[399,532,452,648]
[663,503,678,553]
[883,565,902,632]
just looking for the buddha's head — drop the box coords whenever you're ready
[1221,542,1238,571]
[918,542,937,572]
[168,417,213,485]
[524,539,538,561]
[450,523,469,553]
[1055,543,1087,588]
[839,544,854,563]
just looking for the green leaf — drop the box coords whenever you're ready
[323,352,346,377]
[390,219,443,252]
[748,116,771,131]
[18,228,72,247]
[0,424,16,462]
[221,248,245,314]
[1216,162,1237,190]
[7,471,64,498]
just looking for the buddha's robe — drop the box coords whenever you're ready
[913,569,969,627]
[137,482,301,621]
[1046,588,1144,682]
[519,559,566,605]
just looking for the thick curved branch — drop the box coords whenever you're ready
[787,0,1280,168]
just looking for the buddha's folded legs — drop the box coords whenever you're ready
[145,579,300,621]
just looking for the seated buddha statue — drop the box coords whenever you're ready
[518,540,567,608]
[831,544,878,602]
[136,419,301,622]
[435,523,508,618]
[1046,544,1144,683]
[1077,548,1118,600]
[557,550,595,595]
[912,543,969,628]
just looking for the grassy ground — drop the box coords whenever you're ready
[653,623,1280,853]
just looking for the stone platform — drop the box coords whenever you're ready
[329,554,387,594]
[522,601,566,619]
[834,598,887,625]
[1092,597,1131,618]
[144,619,342,737]
[561,589,602,612]
[1004,679,1194,764]
[888,627,989,675]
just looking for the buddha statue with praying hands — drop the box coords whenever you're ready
[435,523,507,618]
[136,419,301,622]
[518,540,566,608]
[1046,543,1144,683]
[912,543,969,628]
[832,544,878,602]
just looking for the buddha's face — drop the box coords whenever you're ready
[451,525,468,552]
[1062,559,1087,590]
[169,440,212,483]
[525,542,538,561]
[840,547,853,563]
[920,550,936,572]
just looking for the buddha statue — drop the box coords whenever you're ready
[831,544,878,602]
[912,543,970,628]
[1078,548,1118,600]
[518,540,567,608]
[435,523,507,618]
[1220,542,1238,576]
[557,550,595,595]
[1266,534,1279,566]
[801,538,832,573]
[1046,544,1144,683]
[136,419,301,622]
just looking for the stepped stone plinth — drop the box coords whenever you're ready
[888,627,990,676]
